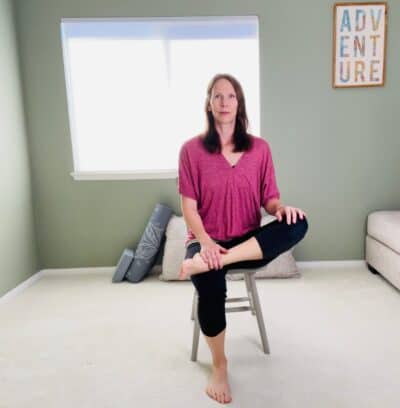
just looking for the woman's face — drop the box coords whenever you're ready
[208,78,238,125]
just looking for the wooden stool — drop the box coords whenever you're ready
[190,270,270,361]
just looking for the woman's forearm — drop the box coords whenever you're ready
[264,197,284,215]
[182,207,212,244]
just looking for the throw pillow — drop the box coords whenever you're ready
[159,214,300,281]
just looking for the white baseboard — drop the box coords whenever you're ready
[297,260,366,269]
[40,264,163,276]
[0,270,44,305]
[0,261,365,305]
[40,266,115,276]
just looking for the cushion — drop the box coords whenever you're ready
[159,214,300,281]
[226,251,299,280]
[159,215,189,281]
[367,211,400,254]
[126,203,173,283]
[226,215,299,280]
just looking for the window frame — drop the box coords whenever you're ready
[60,16,260,181]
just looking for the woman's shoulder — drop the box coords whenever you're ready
[181,133,205,153]
[248,134,272,153]
[181,134,204,157]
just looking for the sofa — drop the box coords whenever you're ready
[366,211,400,291]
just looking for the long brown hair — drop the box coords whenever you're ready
[202,73,252,153]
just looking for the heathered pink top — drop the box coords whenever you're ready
[178,134,280,245]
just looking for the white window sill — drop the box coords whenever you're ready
[70,170,178,180]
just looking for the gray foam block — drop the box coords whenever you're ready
[112,248,135,283]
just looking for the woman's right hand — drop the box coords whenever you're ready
[199,238,229,270]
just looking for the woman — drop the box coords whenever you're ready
[177,73,308,405]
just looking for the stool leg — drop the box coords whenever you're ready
[191,290,196,320]
[249,273,270,354]
[191,291,200,361]
[244,273,256,315]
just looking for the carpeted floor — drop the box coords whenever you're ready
[1,265,400,408]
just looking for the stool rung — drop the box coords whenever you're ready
[226,297,249,303]
[226,306,251,313]
[191,276,271,361]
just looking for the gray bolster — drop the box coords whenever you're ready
[126,203,173,283]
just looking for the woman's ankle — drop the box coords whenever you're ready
[212,358,228,369]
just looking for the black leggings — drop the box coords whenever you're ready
[185,214,309,337]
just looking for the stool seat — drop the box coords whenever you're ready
[190,269,270,361]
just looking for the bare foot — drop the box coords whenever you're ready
[205,363,232,404]
[178,253,211,280]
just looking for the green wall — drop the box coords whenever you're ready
[0,0,38,296]
[9,0,400,274]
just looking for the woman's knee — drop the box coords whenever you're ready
[190,269,227,299]
[197,295,226,336]
[290,216,309,243]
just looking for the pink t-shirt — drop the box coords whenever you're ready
[178,134,280,245]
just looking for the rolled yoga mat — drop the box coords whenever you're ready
[126,203,173,283]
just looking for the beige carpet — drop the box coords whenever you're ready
[1,265,400,408]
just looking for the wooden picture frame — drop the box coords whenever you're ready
[332,2,388,88]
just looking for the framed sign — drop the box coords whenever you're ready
[332,2,388,88]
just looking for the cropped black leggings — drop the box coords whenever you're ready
[185,214,308,337]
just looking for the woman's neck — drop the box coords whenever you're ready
[215,123,235,147]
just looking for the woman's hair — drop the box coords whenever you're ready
[202,73,252,153]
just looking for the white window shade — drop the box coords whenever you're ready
[61,17,260,179]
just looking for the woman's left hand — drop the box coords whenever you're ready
[275,205,307,225]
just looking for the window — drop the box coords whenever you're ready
[61,17,260,180]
